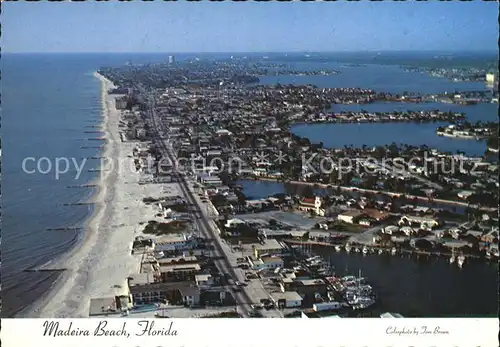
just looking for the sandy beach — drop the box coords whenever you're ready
[26,73,155,317]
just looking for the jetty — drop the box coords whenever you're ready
[46,227,82,231]
[23,268,67,273]
[61,202,94,206]
[66,184,98,188]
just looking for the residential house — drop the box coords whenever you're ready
[337,210,365,224]
[297,196,325,216]
[398,215,440,230]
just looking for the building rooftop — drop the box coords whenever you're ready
[160,263,201,273]
[270,291,303,302]
[253,239,284,251]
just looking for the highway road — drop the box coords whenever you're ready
[145,94,254,317]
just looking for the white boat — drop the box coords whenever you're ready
[362,246,368,255]
[450,249,456,264]
[378,249,383,255]
[391,247,397,256]
[335,245,342,252]
[457,255,465,268]
[345,244,351,253]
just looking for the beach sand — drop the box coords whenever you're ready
[26,73,157,317]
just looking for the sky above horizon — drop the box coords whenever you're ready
[3,1,499,53]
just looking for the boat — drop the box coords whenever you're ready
[354,247,360,253]
[378,249,383,255]
[391,247,397,256]
[457,255,465,268]
[335,245,342,252]
[450,249,455,264]
[345,244,351,253]
[362,246,368,255]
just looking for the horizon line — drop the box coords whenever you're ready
[3,49,498,55]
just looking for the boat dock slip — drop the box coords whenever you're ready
[84,131,104,134]
[84,125,101,128]
[66,184,98,188]
[80,146,104,149]
[87,169,102,172]
[86,138,106,141]
[46,227,82,231]
[61,202,94,206]
[79,156,104,160]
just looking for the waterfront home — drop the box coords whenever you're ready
[337,210,365,224]
[398,215,440,230]
[296,196,325,216]
[382,225,399,235]
[400,226,417,237]
[269,291,303,309]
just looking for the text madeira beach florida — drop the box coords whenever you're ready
[42,320,178,338]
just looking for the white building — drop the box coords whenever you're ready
[270,291,303,308]
[195,274,214,288]
[154,234,197,252]
[249,255,284,271]
[225,218,246,228]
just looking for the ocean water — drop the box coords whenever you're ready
[0,53,182,317]
[0,52,497,317]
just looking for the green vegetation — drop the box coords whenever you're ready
[142,220,188,235]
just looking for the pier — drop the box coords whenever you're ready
[61,202,94,206]
[80,146,104,149]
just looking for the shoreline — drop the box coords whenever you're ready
[19,72,120,317]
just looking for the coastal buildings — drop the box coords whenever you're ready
[269,291,303,308]
[486,73,496,84]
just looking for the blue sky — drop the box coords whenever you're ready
[2,1,498,53]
